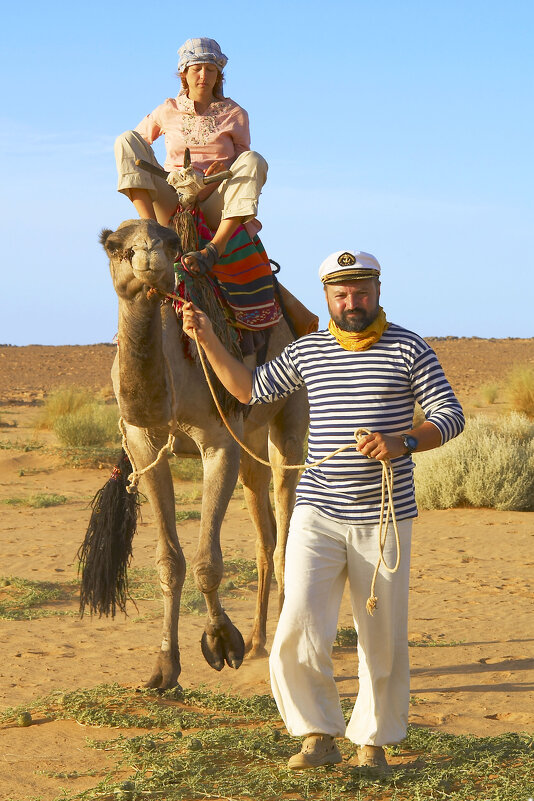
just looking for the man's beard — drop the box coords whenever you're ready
[330,304,380,333]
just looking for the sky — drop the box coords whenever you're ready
[1,0,532,345]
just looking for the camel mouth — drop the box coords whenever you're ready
[131,250,175,293]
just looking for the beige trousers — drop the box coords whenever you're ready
[114,130,268,231]
[269,505,413,747]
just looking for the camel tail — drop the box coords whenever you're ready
[77,450,139,618]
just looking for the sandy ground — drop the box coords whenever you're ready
[0,339,533,800]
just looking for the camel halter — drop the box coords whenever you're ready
[119,287,402,614]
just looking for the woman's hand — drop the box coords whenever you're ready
[182,301,214,346]
[204,160,227,177]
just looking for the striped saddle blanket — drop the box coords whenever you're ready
[177,208,282,331]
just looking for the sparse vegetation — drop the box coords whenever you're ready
[1,683,531,801]
[506,364,534,418]
[169,455,203,482]
[0,576,77,619]
[414,413,534,511]
[175,509,201,523]
[1,493,67,508]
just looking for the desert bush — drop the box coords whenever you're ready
[480,382,499,404]
[53,404,120,448]
[414,412,534,511]
[505,365,534,419]
[38,387,94,429]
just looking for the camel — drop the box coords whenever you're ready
[89,217,308,689]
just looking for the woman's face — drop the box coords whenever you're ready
[184,63,219,96]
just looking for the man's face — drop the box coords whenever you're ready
[325,278,380,332]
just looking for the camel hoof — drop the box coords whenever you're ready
[144,648,181,689]
[244,640,269,660]
[201,612,245,671]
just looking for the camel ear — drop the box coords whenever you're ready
[100,228,124,256]
[99,228,114,248]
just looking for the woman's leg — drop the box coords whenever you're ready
[183,151,268,272]
[114,130,178,226]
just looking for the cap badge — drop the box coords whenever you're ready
[337,252,356,267]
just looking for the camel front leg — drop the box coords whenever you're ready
[124,424,186,690]
[239,425,276,659]
[192,434,245,671]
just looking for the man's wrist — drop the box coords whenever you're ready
[400,433,418,454]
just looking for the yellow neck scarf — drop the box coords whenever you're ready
[328,307,389,351]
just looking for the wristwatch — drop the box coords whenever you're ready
[401,434,418,454]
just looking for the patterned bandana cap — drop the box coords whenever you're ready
[319,250,381,284]
[178,38,228,72]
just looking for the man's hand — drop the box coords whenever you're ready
[182,301,215,347]
[356,432,406,461]
[182,301,253,404]
[356,421,443,460]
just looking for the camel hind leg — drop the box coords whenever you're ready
[268,397,307,613]
[239,425,276,658]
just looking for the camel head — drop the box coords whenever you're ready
[100,219,181,300]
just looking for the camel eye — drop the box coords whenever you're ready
[122,248,135,263]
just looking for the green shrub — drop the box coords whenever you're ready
[38,387,94,429]
[53,405,120,448]
[414,413,534,511]
[506,365,534,419]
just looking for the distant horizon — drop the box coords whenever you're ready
[2,332,533,348]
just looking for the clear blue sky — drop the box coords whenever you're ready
[1,0,532,345]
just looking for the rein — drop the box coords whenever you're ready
[123,284,402,614]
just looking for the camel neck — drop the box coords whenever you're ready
[116,297,171,428]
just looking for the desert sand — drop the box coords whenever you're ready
[0,339,533,800]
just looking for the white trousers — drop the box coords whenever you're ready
[114,130,267,232]
[269,505,412,746]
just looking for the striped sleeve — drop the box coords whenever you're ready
[249,343,304,404]
[410,345,465,443]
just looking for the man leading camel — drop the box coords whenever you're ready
[182,250,464,771]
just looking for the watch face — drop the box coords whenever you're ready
[404,435,418,452]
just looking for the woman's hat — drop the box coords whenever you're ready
[178,38,228,72]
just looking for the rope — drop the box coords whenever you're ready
[192,329,402,614]
[119,417,176,495]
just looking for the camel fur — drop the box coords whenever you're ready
[97,218,308,689]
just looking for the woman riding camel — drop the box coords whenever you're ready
[114,37,267,275]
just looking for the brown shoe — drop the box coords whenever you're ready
[288,734,342,770]
[357,745,391,773]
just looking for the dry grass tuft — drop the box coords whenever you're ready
[505,365,534,418]
[414,413,534,511]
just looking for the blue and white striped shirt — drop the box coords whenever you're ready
[250,324,465,524]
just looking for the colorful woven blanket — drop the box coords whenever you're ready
[181,208,282,330]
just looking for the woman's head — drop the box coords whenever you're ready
[178,38,227,98]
